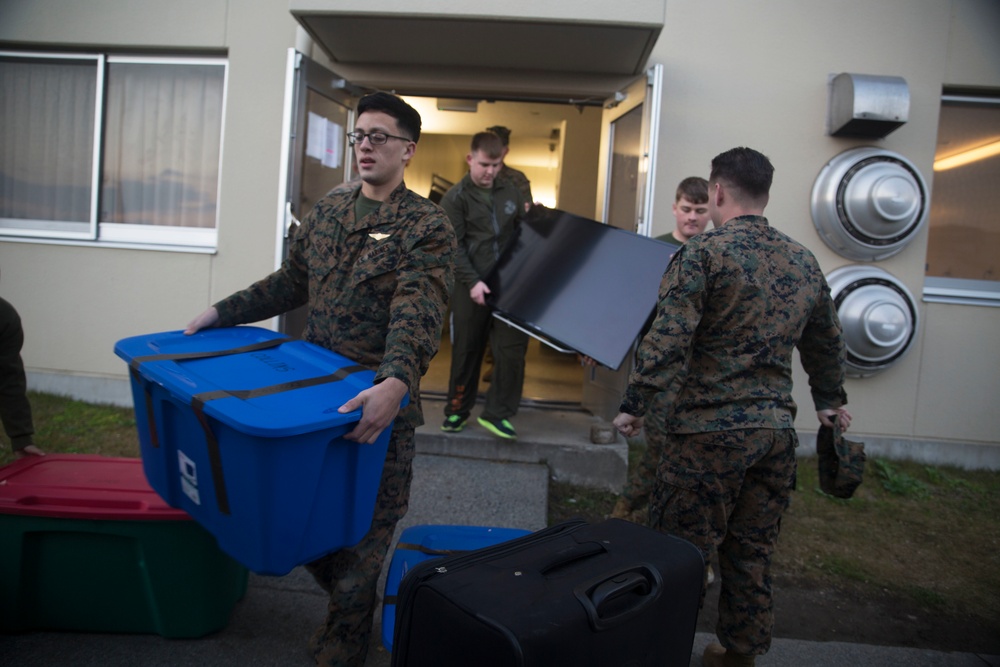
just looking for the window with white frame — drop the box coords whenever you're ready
[0,52,226,250]
[924,94,1000,306]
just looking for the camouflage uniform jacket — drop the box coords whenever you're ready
[213,181,456,431]
[441,172,527,289]
[496,164,533,208]
[620,215,847,433]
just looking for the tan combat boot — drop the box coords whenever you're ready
[702,642,756,667]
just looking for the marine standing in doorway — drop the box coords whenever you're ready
[440,131,531,439]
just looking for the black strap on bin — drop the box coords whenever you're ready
[129,336,295,448]
[189,364,367,515]
[129,335,367,515]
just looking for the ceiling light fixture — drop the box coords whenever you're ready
[933,139,1000,171]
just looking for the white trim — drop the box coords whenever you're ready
[275,48,299,272]
[89,54,105,241]
[922,277,1000,307]
[0,235,217,255]
[638,64,662,239]
[106,55,227,67]
[97,222,217,248]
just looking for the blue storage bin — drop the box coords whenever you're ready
[114,326,406,576]
[382,524,531,652]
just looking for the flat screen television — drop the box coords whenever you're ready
[484,207,680,370]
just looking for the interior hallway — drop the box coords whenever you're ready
[419,326,585,409]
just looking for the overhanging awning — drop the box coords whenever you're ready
[288,7,663,103]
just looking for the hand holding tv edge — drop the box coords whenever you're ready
[484,206,679,371]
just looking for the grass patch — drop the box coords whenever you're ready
[4,394,999,631]
[873,458,930,498]
[549,435,1000,627]
[0,391,140,465]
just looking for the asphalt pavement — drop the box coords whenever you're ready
[2,402,998,666]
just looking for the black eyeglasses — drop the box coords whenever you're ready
[347,130,413,146]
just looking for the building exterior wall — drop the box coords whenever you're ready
[646,0,1000,457]
[1,0,998,463]
[0,0,299,400]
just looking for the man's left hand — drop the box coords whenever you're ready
[338,377,408,444]
[818,407,853,430]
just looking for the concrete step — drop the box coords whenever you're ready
[415,397,628,492]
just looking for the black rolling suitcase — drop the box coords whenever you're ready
[390,518,704,667]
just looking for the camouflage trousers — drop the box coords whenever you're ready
[648,428,797,656]
[304,427,414,667]
[611,401,669,524]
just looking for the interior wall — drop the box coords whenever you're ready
[406,135,469,200]
[557,108,603,218]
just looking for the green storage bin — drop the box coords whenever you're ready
[0,455,248,638]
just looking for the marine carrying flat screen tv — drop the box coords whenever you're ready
[484,207,679,371]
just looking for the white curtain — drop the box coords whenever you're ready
[0,57,97,224]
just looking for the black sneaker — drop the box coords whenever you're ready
[477,416,516,440]
[441,415,467,433]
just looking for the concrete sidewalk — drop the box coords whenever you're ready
[3,402,998,666]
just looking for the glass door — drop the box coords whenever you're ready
[581,65,662,420]
[278,50,359,337]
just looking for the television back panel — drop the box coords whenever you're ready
[485,207,679,370]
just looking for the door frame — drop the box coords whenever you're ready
[275,49,361,335]
[583,65,663,419]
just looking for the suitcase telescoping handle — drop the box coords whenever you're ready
[574,564,663,631]
[538,540,607,575]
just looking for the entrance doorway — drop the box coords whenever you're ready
[279,53,660,410]
[400,96,604,408]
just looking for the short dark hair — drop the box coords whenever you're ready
[486,125,511,146]
[709,147,774,201]
[675,176,708,204]
[471,131,505,158]
[356,92,422,143]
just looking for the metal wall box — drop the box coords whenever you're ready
[828,73,909,138]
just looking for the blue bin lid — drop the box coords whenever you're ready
[114,327,407,437]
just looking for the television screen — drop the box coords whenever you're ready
[484,207,680,370]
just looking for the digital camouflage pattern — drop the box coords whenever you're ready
[648,428,797,656]
[620,215,846,428]
[440,171,528,290]
[305,427,413,667]
[619,215,847,657]
[496,164,533,211]
[214,180,456,431]
[214,180,454,667]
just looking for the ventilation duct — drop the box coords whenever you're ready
[827,265,919,377]
[811,147,928,261]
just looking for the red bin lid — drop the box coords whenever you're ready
[0,454,189,521]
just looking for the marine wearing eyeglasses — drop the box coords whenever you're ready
[183,92,456,667]
[346,130,413,146]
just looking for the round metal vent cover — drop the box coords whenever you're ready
[811,147,928,261]
[827,265,919,377]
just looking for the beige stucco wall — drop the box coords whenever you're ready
[649,0,1000,450]
[1,0,998,457]
[0,0,299,396]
